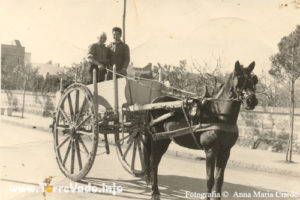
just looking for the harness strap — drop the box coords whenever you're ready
[152,123,238,141]
[181,104,202,149]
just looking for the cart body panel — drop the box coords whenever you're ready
[56,78,167,114]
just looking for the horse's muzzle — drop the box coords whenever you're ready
[244,94,258,110]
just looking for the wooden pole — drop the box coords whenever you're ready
[60,78,63,94]
[112,64,119,155]
[149,112,174,127]
[158,67,163,82]
[113,65,119,115]
[286,48,296,163]
[122,0,127,43]
[288,79,295,162]
[95,68,109,154]
[128,100,184,111]
[21,78,27,118]
[93,69,98,116]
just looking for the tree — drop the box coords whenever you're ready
[64,59,90,85]
[191,56,227,96]
[153,59,226,97]
[269,25,300,162]
[255,70,291,107]
[14,64,39,117]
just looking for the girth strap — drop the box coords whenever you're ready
[152,123,238,141]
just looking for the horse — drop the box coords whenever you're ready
[143,61,258,200]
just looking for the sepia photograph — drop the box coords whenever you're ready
[1,0,300,199]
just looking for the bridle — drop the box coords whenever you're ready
[232,73,257,101]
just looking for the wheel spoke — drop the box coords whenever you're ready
[59,108,71,124]
[56,135,71,150]
[76,115,92,129]
[131,140,137,170]
[115,134,130,145]
[75,90,80,115]
[62,140,72,167]
[137,137,145,171]
[67,93,75,121]
[76,130,93,136]
[56,125,69,130]
[61,98,65,110]
[76,97,87,124]
[123,139,134,160]
[78,136,89,155]
[70,140,75,174]
[139,134,146,146]
[127,131,137,144]
[75,139,82,170]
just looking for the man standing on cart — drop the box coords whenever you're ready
[87,32,110,83]
[107,27,130,80]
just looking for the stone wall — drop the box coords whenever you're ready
[238,106,300,143]
[237,106,300,153]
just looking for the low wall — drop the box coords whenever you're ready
[1,89,299,144]
[238,106,300,142]
[1,90,56,116]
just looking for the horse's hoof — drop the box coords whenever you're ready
[151,194,160,200]
[144,175,152,185]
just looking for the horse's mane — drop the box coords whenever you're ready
[214,72,234,99]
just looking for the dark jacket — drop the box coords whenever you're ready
[108,41,130,73]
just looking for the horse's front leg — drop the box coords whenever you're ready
[201,131,219,200]
[204,147,217,200]
[214,149,230,200]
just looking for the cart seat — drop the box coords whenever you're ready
[127,63,153,79]
[125,78,166,105]
[125,63,165,105]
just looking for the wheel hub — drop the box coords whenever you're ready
[70,125,77,137]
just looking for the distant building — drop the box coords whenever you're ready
[25,52,31,66]
[1,40,25,67]
[32,61,66,77]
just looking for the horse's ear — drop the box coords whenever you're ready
[234,61,241,72]
[247,61,255,73]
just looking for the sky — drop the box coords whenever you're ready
[1,0,300,74]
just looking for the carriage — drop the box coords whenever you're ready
[52,62,258,199]
[53,65,235,180]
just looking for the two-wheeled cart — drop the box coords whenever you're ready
[52,66,238,181]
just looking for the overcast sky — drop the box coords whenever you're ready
[1,0,299,74]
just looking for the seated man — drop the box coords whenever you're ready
[87,32,110,83]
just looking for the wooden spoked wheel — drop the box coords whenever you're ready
[53,83,98,181]
[115,118,146,177]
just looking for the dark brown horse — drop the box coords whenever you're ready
[143,61,258,200]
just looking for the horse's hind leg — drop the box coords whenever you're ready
[143,134,152,185]
[214,149,230,199]
[150,139,171,200]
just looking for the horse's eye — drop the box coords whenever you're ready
[251,75,258,85]
[236,76,244,86]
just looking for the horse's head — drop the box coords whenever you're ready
[231,61,258,110]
